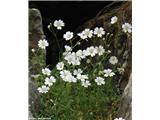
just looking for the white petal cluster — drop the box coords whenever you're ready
[109,56,118,65]
[63,31,73,41]
[56,62,64,70]
[95,77,105,85]
[36,22,124,92]
[81,80,91,88]
[64,45,72,52]
[44,76,56,86]
[95,45,105,56]
[76,50,85,59]
[73,68,83,76]
[78,27,106,39]
[83,29,93,38]
[103,69,115,77]
[38,68,56,93]
[63,45,72,56]
[114,117,125,120]
[86,45,105,57]
[94,27,105,37]
[77,74,88,82]
[42,68,51,76]
[37,85,49,93]
[78,28,93,39]
[111,16,118,24]
[77,32,87,40]
[38,45,116,92]
[122,23,132,33]
[53,19,65,30]
[60,70,77,83]
[64,45,105,65]
[36,19,125,93]
[72,69,91,88]
[64,52,81,65]
[38,39,49,49]
[86,46,98,57]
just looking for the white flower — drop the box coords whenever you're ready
[76,50,86,59]
[114,117,125,120]
[60,70,71,82]
[63,73,77,83]
[63,45,72,56]
[122,23,132,33]
[94,27,105,37]
[60,70,77,83]
[64,45,72,52]
[82,80,91,88]
[56,62,64,70]
[31,49,35,53]
[109,56,118,65]
[50,76,56,83]
[104,69,115,77]
[64,52,81,65]
[44,76,56,86]
[37,85,49,93]
[42,68,51,76]
[76,50,83,57]
[86,46,98,57]
[95,77,105,85]
[95,45,105,56]
[111,16,118,24]
[53,19,65,30]
[82,28,93,38]
[38,39,49,49]
[73,68,83,76]
[44,77,52,86]
[82,50,90,57]
[78,32,87,40]
[64,52,73,64]
[69,75,77,83]
[63,31,73,41]
[60,70,71,79]
[77,74,88,82]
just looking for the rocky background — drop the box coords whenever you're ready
[29,1,132,120]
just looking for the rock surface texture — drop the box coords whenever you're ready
[29,8,44,119]
[117,74,132,120]
[29,8,45,49]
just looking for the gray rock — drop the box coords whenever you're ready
[29,8,46,74]
[29,78,40,118]
[29,8,45,49]
[29,9,45,118]
[117,74,132,120]
[28,110,34,119]
[29,78,39,106]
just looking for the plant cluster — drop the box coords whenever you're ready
[30,16,131,119]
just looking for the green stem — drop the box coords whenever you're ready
[72,38,83,49]
[49,26,62,58]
